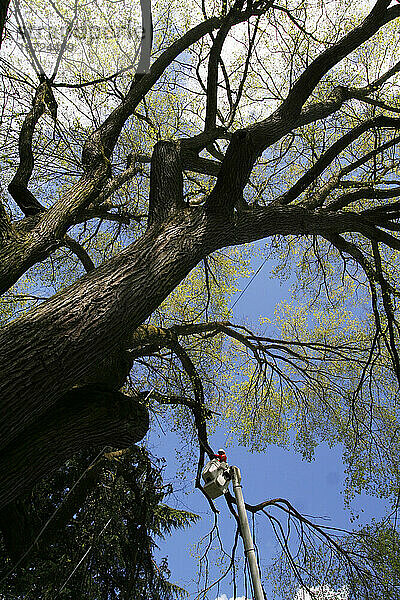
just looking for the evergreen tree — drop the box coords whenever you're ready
[0,447,198,599]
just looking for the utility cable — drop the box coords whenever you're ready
[55,517,112,597]
[230,258,268,311]
[0,445,108,583]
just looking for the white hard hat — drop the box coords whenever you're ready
[217,448,225,453]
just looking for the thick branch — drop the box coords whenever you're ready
[64,235,95,272]
[304,135,400,210]
[205,3,400,213]
[74,207,143,226]
[82,4,268,170]
[1,203,399,453]
[0,202,12,243]
[129,147,222,177]
[181,151,221,177]
[278,116,400,206]
[327,185,400,211]
[34,162,111,240]
[147,141,184,228]
[82,16,223,170]
[205,88,349,213]
[95,162,142,205]
[0,211,212,449]
[280,0,396,118]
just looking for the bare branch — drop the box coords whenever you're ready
[63,235,95,273]
[8,78,57,216]
[277,116,400,206]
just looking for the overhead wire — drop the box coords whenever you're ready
[55,517,112,597]
[0,444,108,583]
[230,257,268,311]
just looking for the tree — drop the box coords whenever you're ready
[281,519,400,600]
[2,0,400,596]
[348,520,400,599]
[0,447,198,599]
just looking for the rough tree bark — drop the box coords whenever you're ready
[0,386,149,509]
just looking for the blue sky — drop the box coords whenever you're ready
[150,250,390,599]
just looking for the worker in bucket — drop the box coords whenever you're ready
[213,448,227,463]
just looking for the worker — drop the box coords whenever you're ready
[213,448,227,463]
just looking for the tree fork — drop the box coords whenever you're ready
[0,204,389,453]
[0,210,212,451]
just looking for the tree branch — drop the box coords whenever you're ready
[277,115,400,206]
[304,135,400,209]
[204,0,245,131]
[147,141,185,229]
[63,235,95,273]
[205,3,400,214]
[82,4,270,170]
[0,202,12,243]
[327,185,400,212]
[8,78,56,216]
[280,0,396,118]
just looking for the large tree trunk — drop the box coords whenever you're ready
[0,209,220,452]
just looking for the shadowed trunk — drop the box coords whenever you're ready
[0,210,214,452]
[0,385,149,509]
